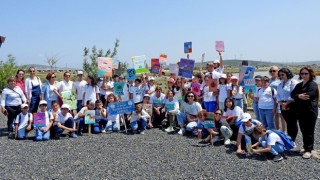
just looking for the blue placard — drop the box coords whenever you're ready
[126,69,136,81]
[178,58,195,78]
[184,42,192,53]
[108,100,135,115]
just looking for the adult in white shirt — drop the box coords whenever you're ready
[82,76,100,106]
[256,76,277,130]
[73,71,87,112]
[25,67,42,113]
[14,104,33,140]
[213,52,224,73]
[150,86,166,128]
[57,72,73,105]
[53,104,77,139]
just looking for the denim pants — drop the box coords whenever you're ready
[35,128,50,141]
[176,112,197,131]
[259,109,275,129]
[131,117,147,131]
[17,126,29,140]
[204,101,216,113]
[252,101,260,120]
[94,118,108,133]
[106,119,120,132]
[54,117,75,137]
[233,99,243,109]
[220,126,233,139]
[77,100,83,113]
[260,140,285,155]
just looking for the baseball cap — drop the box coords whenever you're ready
[77,70,84,75]
[61,104,70,110]
[149,77,155,80]
[21,104,29,109]
[241,113,252,122]
[220,74,227,79]
[39,100,48,105]
[255,75,262,80]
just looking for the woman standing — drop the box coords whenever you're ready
[25,67,42,113]
[276,68,298,134]
[82,76,100,106]
[15,69,27,99]
[1,77,27,136]
[291,66,319,159]
[41,72,61,110]
[229,76,246,109]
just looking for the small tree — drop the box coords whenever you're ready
[83,39,120,77]
[0,54,17,90]
[46,55,60,69]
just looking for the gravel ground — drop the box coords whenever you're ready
[0,113,319,180]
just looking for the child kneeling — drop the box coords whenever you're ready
[14,104,33,140]
[130,104,150,134]
[53,104,77,139]
[252,125,286,162]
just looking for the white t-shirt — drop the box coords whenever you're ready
[263,130,284,146]
[130,110,150,122]
[55,112,73,125]
[130,85,143,103]
[181,102,202,116]
[145,83,156,95]
[49,84,59,101]
[163,99,179,113]
[173,87,183,102]
[223,106,244,121]
[150,93,166,107]
[73,80,87,100]
[205,71,221,79]
[257,87,277,109]
[121,83,130,101]
[83,85,100,104]
[231,85,244,99]
[202,85,216,102]
[238,119,261,135]
[106,107,119,122]
[58,80,73,93]
[35,111,54,128]
[15,112,33,130]
[100,81,114,97]
[218,84,231,103]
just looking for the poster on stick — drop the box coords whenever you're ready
[178,58,195,78]
[215,41,225,52]
[98,57,113,77]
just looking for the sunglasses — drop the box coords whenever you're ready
[18,73,24,75]
[187,95,194,98]
[30,71,35,73]
[269,70,277,73]
[65,75,71,77]
[300,73,309,75]
[215,113,222,116]
[51,76,56,78]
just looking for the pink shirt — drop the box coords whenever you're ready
[16,80,26,94]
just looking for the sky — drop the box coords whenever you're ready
[1,0,320,68]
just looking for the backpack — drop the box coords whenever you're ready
[266,130,294,150]
[19,112,31,124]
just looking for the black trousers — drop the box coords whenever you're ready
[152,108,166,128]
[281,106,298,141]
[5,105,21,132]
[297,112,317,152]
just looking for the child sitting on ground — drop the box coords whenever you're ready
[14,104,33,140]
[53,104,77,139]
[129,103,150,134]
[251,125,286,162]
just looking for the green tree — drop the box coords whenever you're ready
[0,54,17,90]
[83,39,120,77]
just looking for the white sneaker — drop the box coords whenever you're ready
[101,129,106,133]
[178,128,185,135]
[165,126,174,133]
[213,136,220,143]
[140,131,145,135]
[224,139,231,145]
[302,152,312,159]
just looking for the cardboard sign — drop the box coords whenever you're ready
[209,78,218,93]
[151,58,161,74]
[143,104,153,115]
[215,41,225,52]
[85,110,95,124]
[126,69,136,81]
[239,66,255,86]
[191,82,201,96]
[108,100,135,115]
[159,54,167,65]
[98,57,113,77]
[244,79,256,94]
[203,120,215,129]
[155,76,169,94]
[61,90,77,110]
[184,42,192,53]
[132,55,149,73]
[178,58,195,78]
[169,64,179,75]
[114,82,125,96]
[34,112,46,127]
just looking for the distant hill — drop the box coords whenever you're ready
[21,64,81,70]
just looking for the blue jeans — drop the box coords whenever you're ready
[106,120,120,132]
[204,101,216,112]
[253,101,260,120]
[93,118,108,133]
[260,140,285,155]
[234,99,243,109]
[54,117,75,137]
[77,100,83,113]
[131,117,147,132]
[17,127,29,140]
[176,112,187,126]
[259,109,275,129]
[35,128,50,141]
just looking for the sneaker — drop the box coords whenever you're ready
[70,132,77,138]
[302,152,312,159]
[213,136,220,143]
[165,126,174,133]
[224,139,231,145]
[140,131,145,135]
[101,129,106,133]
[198,140,210,144]
[178,128,185,135]
[192,129,198,136]
[273,154,284,162]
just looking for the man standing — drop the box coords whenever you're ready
[73,71,87,112]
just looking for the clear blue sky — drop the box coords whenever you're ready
[1,0,320,68]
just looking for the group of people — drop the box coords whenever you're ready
[1,54,318,161]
